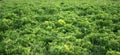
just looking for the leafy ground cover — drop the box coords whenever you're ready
[0,0,120,55]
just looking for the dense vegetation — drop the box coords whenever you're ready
[0,0,120,55]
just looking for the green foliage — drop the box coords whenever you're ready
[0,0,120,55]
[106,50,120,55]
